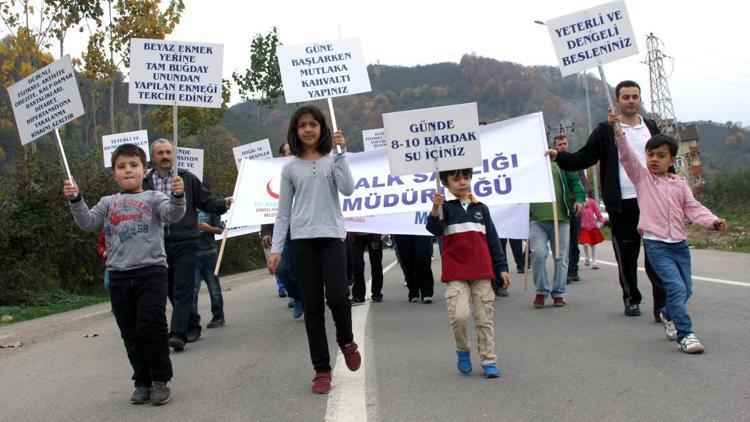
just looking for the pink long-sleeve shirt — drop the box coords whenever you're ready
[615,133,718,241]
[580,197,605,231]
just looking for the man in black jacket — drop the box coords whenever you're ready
[144,139,231,351]
[547,80,666,320]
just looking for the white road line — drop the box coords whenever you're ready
[325,260,399,422]
[71,309,110,321]
[594,260,750,287]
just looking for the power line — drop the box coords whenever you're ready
[672,57,750,80]
[672,70,750,90]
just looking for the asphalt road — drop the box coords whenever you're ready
[1,241,748,422]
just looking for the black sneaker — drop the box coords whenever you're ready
[653,311,662,323]
[206,317,225,329]
[495,287,509,297]
[351,298,366,306]
[569,274,580,282]
[130,385,150,405]
[186,330,201,343]
[624,304,641,317]
[168,336,185,352]
[150,381,170,406]
[371,295,383,303]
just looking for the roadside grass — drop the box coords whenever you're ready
[598,217,749,253]
[0,292,109,326]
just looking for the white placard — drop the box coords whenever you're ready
[232,139,273,170]
[277,37,371,103]
[362,128,386,152]
[7,55,85,145]
[102,130,150,168]
[546,1,638,77]
[177,147,204,181]
[129,38,224,108]
[384,103,481,176]
[229,112,554,225]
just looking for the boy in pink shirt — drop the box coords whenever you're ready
[612,113,726,354]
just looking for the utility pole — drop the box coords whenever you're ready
[645,33,702,191]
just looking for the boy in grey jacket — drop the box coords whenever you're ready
[63,144,185,406]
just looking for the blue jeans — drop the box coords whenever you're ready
[193,252,224,319]
[643,240,693,341]
[530,220,570,298]
[276,240,300,300]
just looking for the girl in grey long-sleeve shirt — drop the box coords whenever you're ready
[267,105,360,395]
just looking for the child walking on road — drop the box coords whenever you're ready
[64,144,185,405]
[427,168,510,378]
[267,105,360,394]
[579,196,606,269]
[612,113,726,354]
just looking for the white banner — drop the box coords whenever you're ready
[177,147,204,181]
[384,103,481,176]
[7,55,85,145]
[214,223,261,240]
[232,139,273,170]
[546,1,638,77]
[344,205,529,238]
[217,206,529,240]
[362,128,386,152]
[102,130,150,168]
[129,38,224,108]
[230,113,553,228]
[277,37,371,103]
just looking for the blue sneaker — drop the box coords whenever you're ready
[292,299,304,319]
[482,363,500,378]
[456,350,472,374]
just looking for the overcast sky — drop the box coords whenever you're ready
[93,0,750,125]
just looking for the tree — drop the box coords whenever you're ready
[46,0,103,57]
[146,78,232,143]
[232,26,283,122]
[80,0,185,134]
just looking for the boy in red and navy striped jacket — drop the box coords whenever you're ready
[427,168,510,378]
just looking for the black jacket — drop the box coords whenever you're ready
[143,168,228,243]
[555,118,659,213]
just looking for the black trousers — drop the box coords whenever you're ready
[110,266,173,386]
[350,235,384,300]
[608,199,666,311]
[393,235,434,299]
[165,240,201,340]
[500,238,525,271]
[292,238,354,372]
[568,213,582,276]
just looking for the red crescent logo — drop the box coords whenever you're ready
[266,179,280,199]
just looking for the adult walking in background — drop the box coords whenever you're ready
[548,80,667,320]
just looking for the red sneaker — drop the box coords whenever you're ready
[533,294,545,309]
[340,341,362,371]
[312,371,332,394]
[553,297,566,307]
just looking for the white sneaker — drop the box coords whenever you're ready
[660,312,677,341]
[678,333,705,354]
